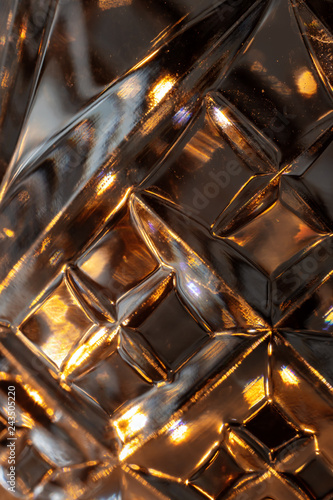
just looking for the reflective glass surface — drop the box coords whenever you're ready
[0,0,332,498]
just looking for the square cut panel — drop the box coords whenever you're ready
[218,0,333,164]
[278,274,333,332]
[190,447,243,498]
[15,444,51,493]
[227,200,322,275]
[299,141,333,228]
[244,403,298,450]
[73,350,152,416]
[20,278,94,369]
[142,102,253,229]
[133,288,209,372]
[77,209,159,303]
[297,457,333,499]
[280,331,333,389]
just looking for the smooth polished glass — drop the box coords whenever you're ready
[0,0,332,498]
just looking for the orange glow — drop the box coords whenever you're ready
[61,327,113,378]
[25,387,44,406]
[1,69,9,89]
[296,69,317,97]
[24,385,54,417]
[49,250,63,266]
[40,236,51,252]
[208,99,259,164]
[35,236,51,257]
[19,23,27,41]
[169,420,189,443]
[114,405,147,442]
[149,75,176,108]
[96,172,116,196]
[212,107,232,130]
[280,366,299,386]
[243,376,266,408]
[99,0,132,9]
[119,438,141,461]
[80,247,109,281]
[294,223,318,243]
[3,228,14,238]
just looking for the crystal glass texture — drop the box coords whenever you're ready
[0,0,332,498]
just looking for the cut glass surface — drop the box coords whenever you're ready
[0,0,332,499]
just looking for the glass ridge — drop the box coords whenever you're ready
[0,0,332,498]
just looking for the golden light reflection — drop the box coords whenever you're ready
[19,22,27,41]
[34,236,51,257]
[119,440,139,462]
[296,69,317,97]
[96,172,116,196]
[81,247,109,281]
[227,430,251,461]
[119,438,140,461]
[243,376,266,408]
[24,385,54,417]
[194,441,220,470]
[169,420,189,443]
[42,295,68,321]
[61,327,112,378]
[149,75,176,108]
[212,107,232,130]
[184,129,222,164]
[99,0,131,9]
[1,69,9,89]
[280,366,299,386]
[114,406,147,443]
[209,101,260,167]
[191,484,214,500]
[294,223,318,243]
[49,250,63,266]
[25,387,44,406]
[3,228,14,238]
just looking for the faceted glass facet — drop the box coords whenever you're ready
[0,0,332,499]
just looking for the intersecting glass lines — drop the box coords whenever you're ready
[189,446,243,499]
[218,0,333,164]
[19,276,95,370]
[277,273,333,333]
[244,402,298,450]
[72,279,211,415]
[118,335,268,480]
[73,349,152,416]
[0,0,332,498]
[224,199,323,276]
[7,444,51,497]
[130,287,210,372]
[142,94,255,229]
[77,208,159,304]
[271,333,333,464]
[284,139,333,231]
[296,456,333,499]
[272,239,333,326]
[131,192,268,331]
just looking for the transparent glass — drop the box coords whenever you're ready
[0,0,332,498]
